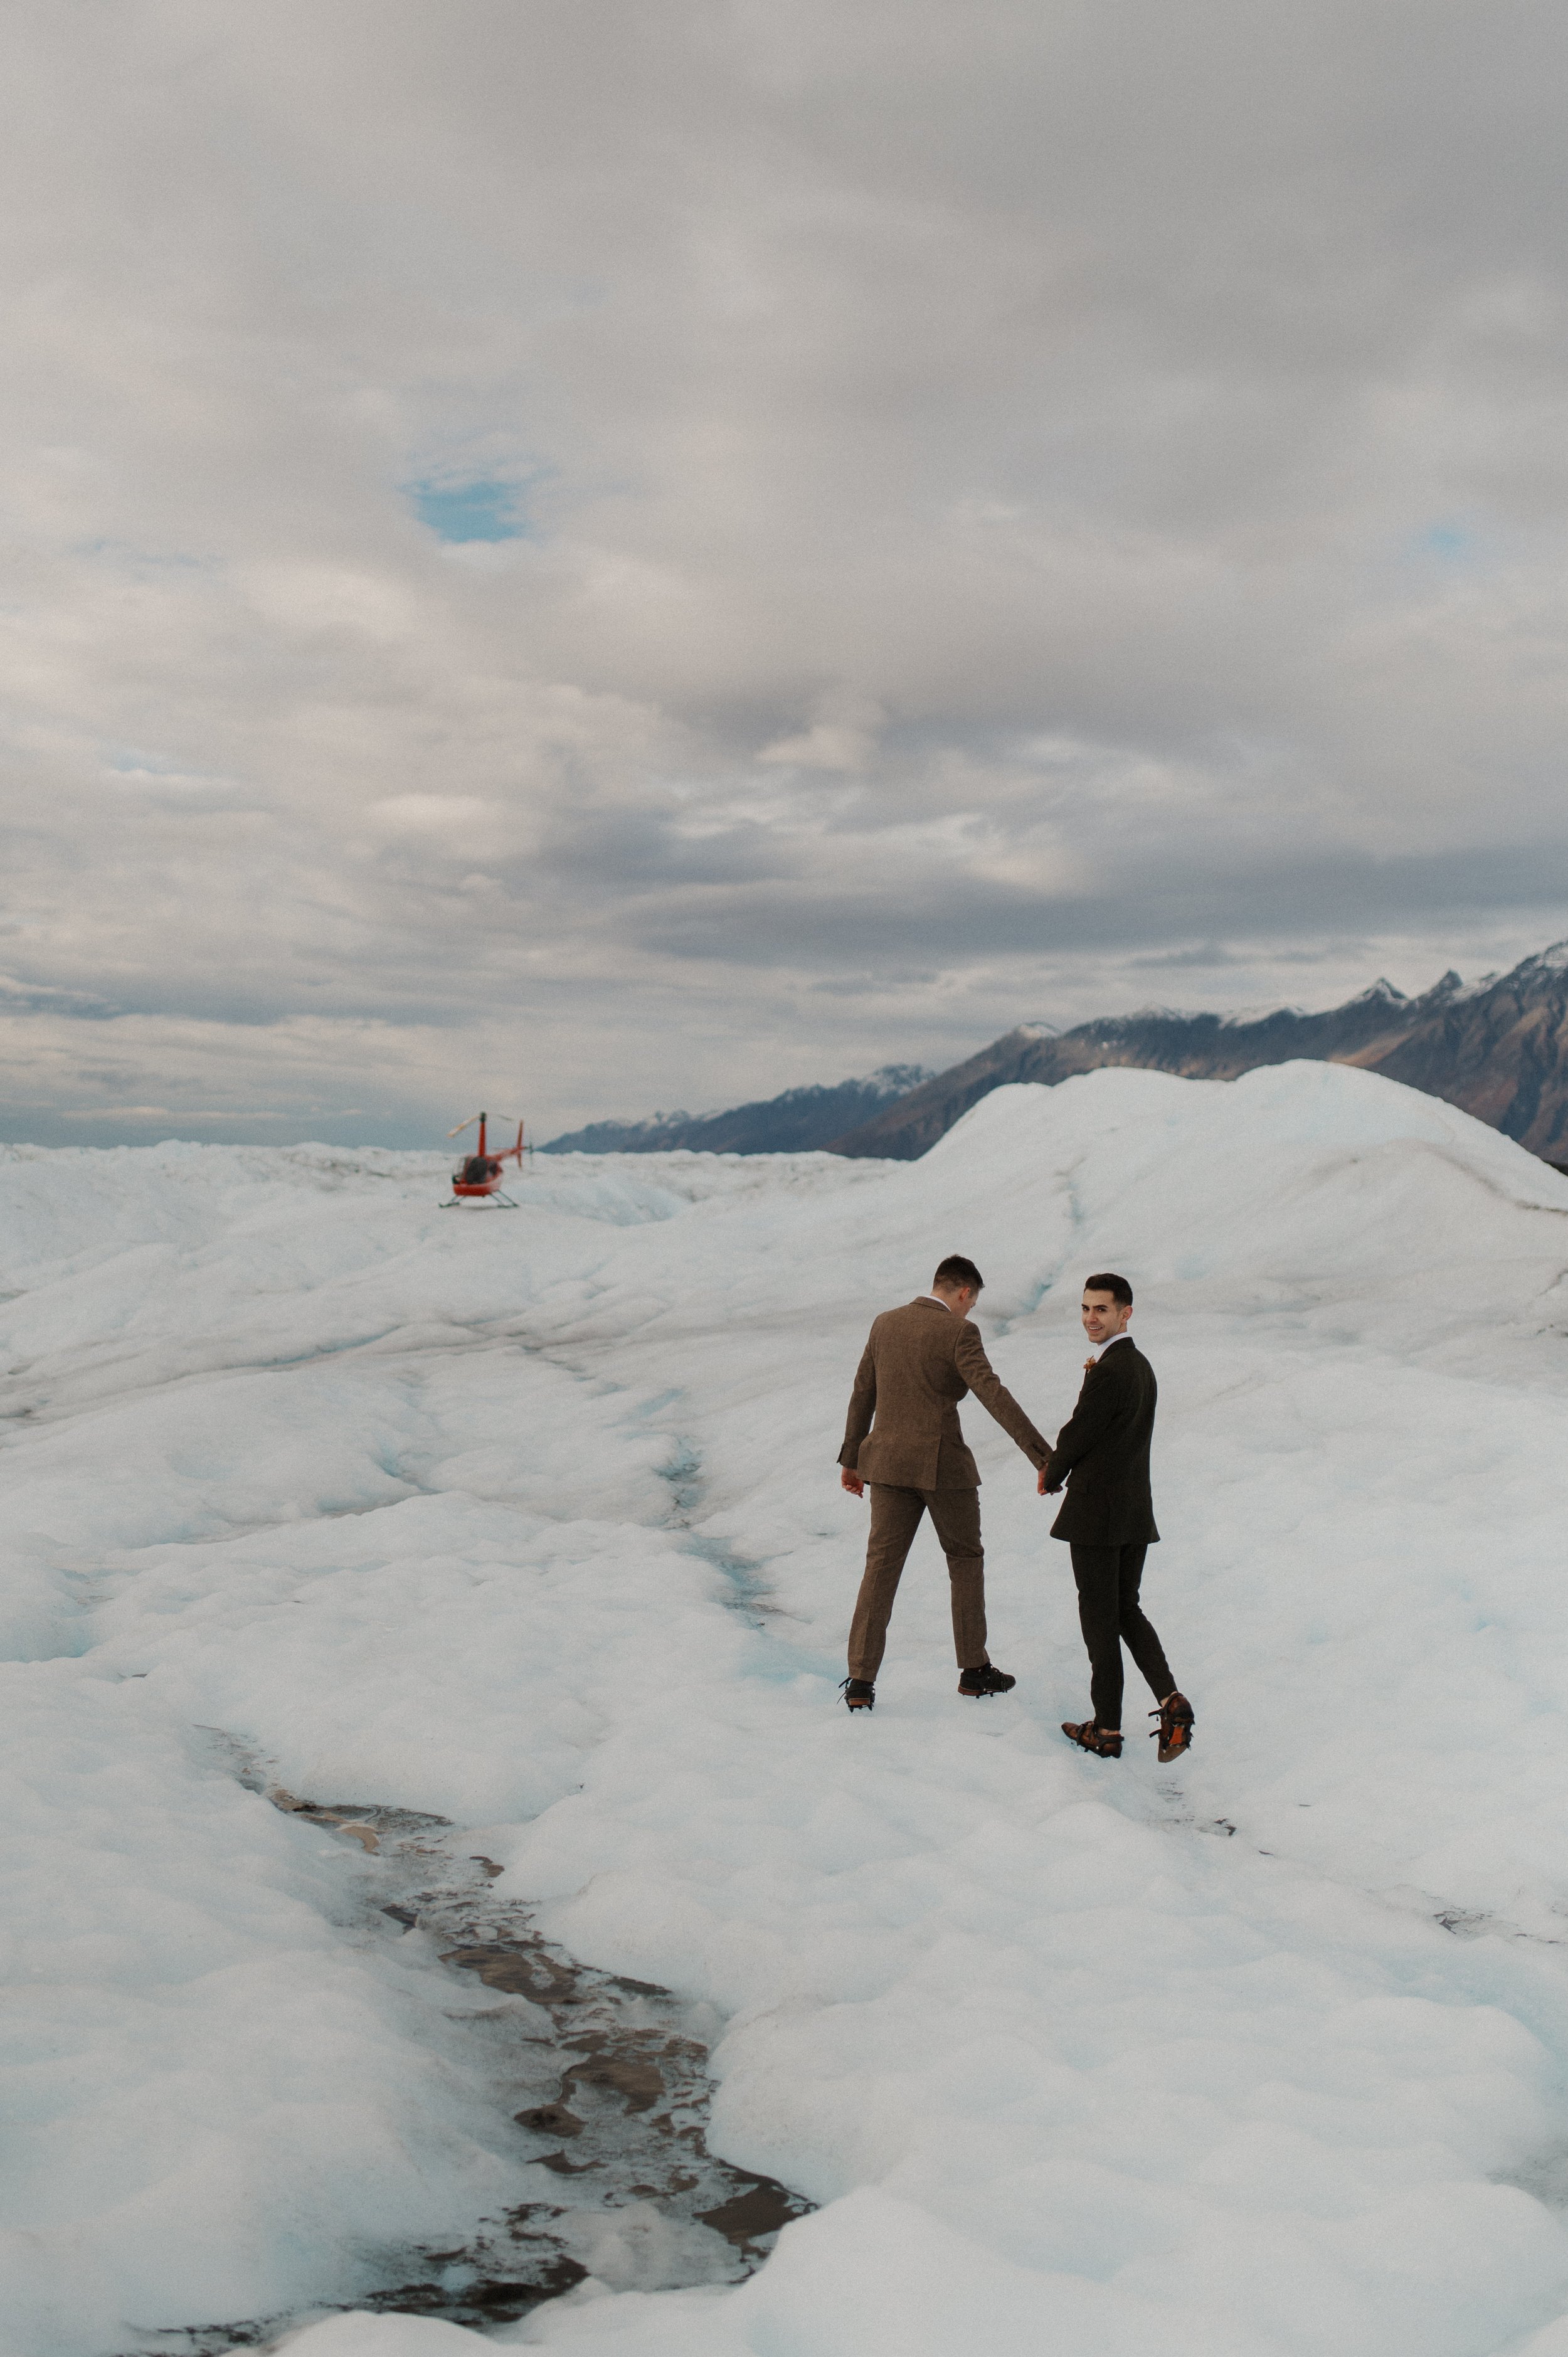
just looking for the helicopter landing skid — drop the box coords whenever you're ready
[441,1191,519,1209]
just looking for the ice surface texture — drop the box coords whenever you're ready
[6,1066,1568,2354]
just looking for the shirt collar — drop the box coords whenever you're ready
[1094,1330,1133,1358]
[916,1292,952,1312]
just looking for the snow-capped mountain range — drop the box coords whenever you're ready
[546,945,1568,1165]
[541,1066,933,1156]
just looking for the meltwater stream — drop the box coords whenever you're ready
[124,1770,811,2355]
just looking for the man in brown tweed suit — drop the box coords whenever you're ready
[837,1254,1050,1709]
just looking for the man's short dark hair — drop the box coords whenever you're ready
[1083,1271,1132,1306]
[934,1254,984,1293]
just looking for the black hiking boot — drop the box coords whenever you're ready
[1150,1691,1195,1764]
[958,1663,1017,1698]
[840,1676,875,1712]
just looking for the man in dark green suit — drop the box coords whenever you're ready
[1040,1273,1194,1763]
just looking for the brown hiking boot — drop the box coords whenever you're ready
[1061,1719,1123,1758]
[1150,1692,1194,1763]
[840,1677,875,1712]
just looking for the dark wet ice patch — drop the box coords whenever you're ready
[127,1787,811,2353]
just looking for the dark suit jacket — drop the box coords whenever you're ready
[839,1298,1050,1491]
[1044,1337,1160,1544]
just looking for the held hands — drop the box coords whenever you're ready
[840,1469,866,1499]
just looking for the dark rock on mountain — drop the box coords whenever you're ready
[541,1066,933,1157]
[1375,946,1568,1158]
[827,949,1568,1162]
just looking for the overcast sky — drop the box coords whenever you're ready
[6,0,1568,1147]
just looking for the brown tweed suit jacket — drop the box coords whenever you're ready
[838,1298,1051,1491]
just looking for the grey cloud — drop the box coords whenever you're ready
[625,839,1568,970]
[0,978,120,1019]
[1130,945,1252,974]
[6,0,1568,1141]
[532,808,810,892]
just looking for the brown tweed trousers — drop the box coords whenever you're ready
[839,1298,1049,1678]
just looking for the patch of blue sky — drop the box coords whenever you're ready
[103,745,250,808]
[74,542,215,579]
[107,746,181,774]
[408,475,534,543]
[1411,520,1478,562]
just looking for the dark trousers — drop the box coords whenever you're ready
[1069,1542,1173,1731]
[848,1484,987,1680]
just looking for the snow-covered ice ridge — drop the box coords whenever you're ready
[9,1064,1568,2357]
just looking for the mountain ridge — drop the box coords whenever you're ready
[541,944,1568,1167]
[827,948,1568,1162]
[541,1064,933,1156]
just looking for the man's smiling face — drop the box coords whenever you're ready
[1081,1289,1131,1345]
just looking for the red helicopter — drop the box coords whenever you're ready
[442,1111,526,1207]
